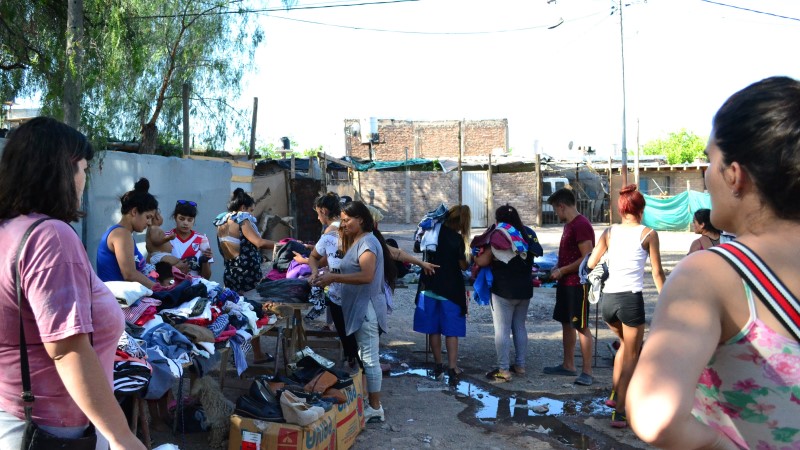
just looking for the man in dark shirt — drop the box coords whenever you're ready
[544,188,596,386]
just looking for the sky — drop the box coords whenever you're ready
[236,0,800,158]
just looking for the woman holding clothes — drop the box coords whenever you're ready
[0,117,145,449]
[412,205,471,386]
[214,188,276,293]
[627,77,800,450]
[585,184,665,428]
[477,204,543,382]
[312,201,397,424]
[97,178,159,289]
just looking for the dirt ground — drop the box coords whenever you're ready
[151,223,697,450]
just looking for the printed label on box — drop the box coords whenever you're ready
[241,430,261,450]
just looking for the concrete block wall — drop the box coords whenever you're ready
[490,172,538,226]
[355,171,459,223]
[345,119,508,161]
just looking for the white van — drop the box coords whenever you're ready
[542,177,570,213]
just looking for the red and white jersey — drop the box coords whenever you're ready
[170,230,214,264]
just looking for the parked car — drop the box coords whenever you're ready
[542,176,570,213]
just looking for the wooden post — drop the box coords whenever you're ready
[535,152,542,227]
[249,97,258,160]
[634,117,640,187]
[404,147,411,224]
[458,120,463,206]
[487,153,494,221]
[608,156,613,225]
[320,152,327,193]
[289,154,296,238]
[182,83,190,156]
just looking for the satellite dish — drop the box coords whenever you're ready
[568,140,574,150]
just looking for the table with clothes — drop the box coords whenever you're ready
[105,273,279,433]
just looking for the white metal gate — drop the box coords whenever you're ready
[462,171,488,228]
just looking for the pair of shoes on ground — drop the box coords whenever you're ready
[542,364,593,386]
[610,410,627,428]
[280,390,326,426]
[485,368,512,383]
[364,403,385,423]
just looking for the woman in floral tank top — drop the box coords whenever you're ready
[627,76,800,449]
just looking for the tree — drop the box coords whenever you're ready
[1,0,295,153]
[641,129,708,165]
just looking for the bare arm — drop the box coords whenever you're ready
[388,246,440,275]
[688,237,705,255]
[587,228,610,270]
[147,227,172,246]
[306,247,324,283]
[474,245,493,267]
[45,334,146,450]
[107,228,155,289]
[648,230,666,293]
[314,250,377,287]
[552,240,593,280]
[240,220,275,250]
[627,253,738,450]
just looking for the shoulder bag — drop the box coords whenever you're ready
[15,218,98,450]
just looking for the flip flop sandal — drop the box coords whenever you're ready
[485,368,512,383]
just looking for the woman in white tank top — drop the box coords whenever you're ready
[586,184,666,428]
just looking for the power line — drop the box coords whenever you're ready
[266,9,609,35]
[129,0,419,20]
[699,0,800,22]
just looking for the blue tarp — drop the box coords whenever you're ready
[643,191,711,231]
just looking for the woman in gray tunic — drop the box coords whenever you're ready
[312,201,397,423]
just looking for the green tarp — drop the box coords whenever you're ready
[642,191,712,231]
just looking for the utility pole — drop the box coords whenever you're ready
[619,0,629,186]
[182,83,190,156]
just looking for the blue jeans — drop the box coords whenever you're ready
[355,301,381,394]
[491,293,531,370]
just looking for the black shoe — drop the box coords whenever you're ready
[249,379,278,406]
[432,363,445,381]
[235,395,285,422]
[447,368,462,386]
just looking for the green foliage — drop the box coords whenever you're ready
[641,129,708,165]
[1,0,295,152]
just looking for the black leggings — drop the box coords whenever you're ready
[328,302,359,359]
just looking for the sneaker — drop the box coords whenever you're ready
[574,373,594,386]
[610,410,628,428]
[542,364,577,376]
[295,346,335,369]
[605,390,617,408]
[364,404,385,423]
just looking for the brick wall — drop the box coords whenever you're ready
[355,171,460,223]
[351,169,543,227]
[491,172,537,226]
[345,119,508,161]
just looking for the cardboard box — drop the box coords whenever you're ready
[333,370,365,450]
[228,408,336,450]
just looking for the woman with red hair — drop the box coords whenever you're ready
[586,184,666,428]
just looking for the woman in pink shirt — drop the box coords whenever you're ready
[0,118,145,449]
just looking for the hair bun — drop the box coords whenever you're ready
[620,184,637,194]
[134,178,150,193]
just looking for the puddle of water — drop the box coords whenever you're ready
[390,364,608,449]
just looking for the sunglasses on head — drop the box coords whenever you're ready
[177,200,197,207]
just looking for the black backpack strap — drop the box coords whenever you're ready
[14,218,53,411]
[709,242,800,341]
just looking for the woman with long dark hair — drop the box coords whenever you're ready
[477,204,542,382]
[412,205,471,385]
[312,201,397,423]
[0,117,145,449]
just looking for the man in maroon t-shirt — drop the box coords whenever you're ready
[544,188,596,386]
